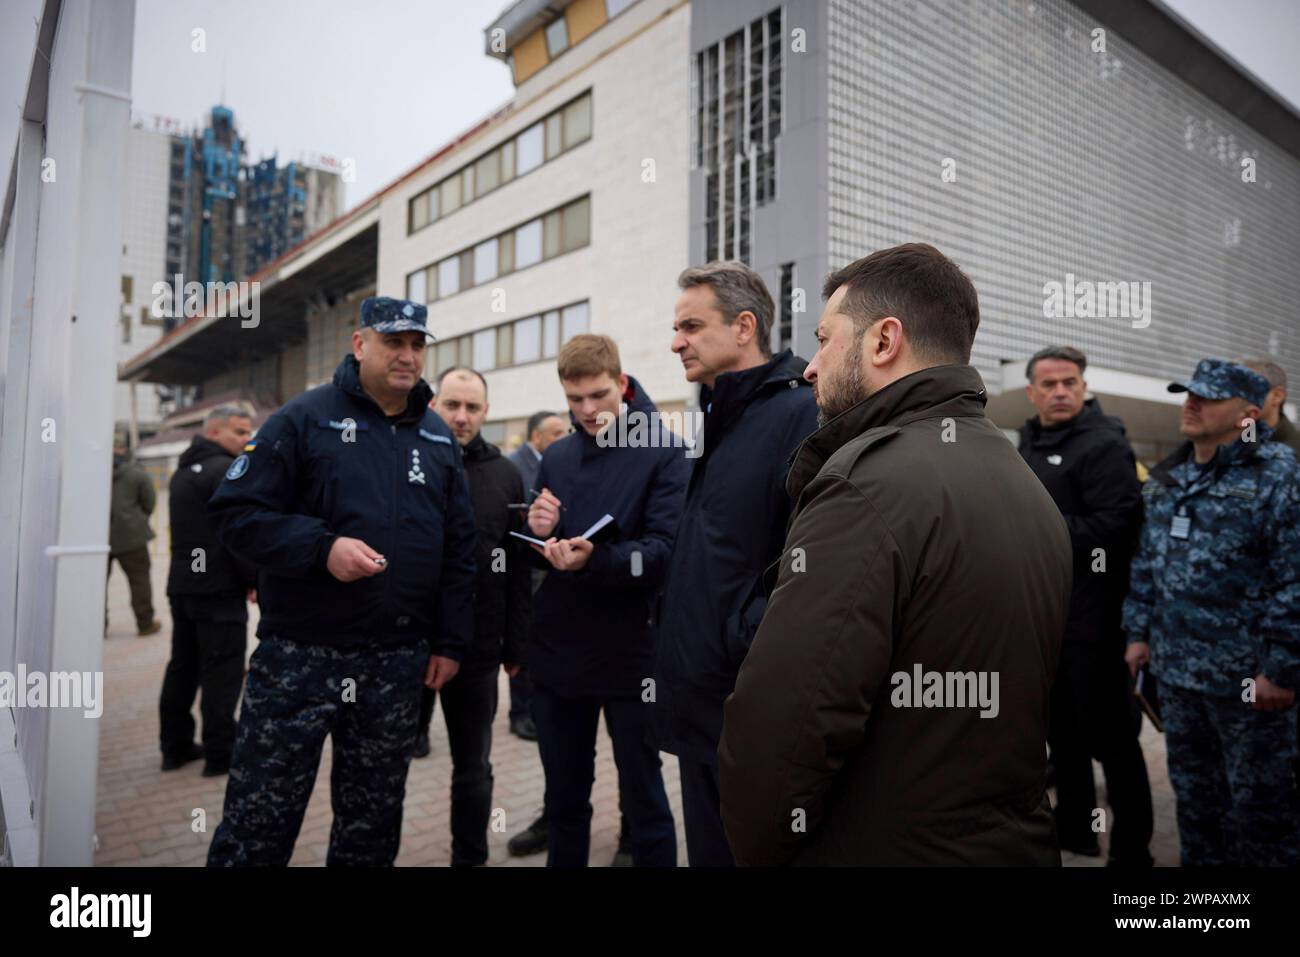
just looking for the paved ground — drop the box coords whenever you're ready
[96,548,1180,866]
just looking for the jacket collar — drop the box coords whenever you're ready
[572,374,657,455]
[1020,397,1109,450]
[179,435,229,466]
[789,364,988,499]
[333,354,433,425]
[462,433,499,463]
[699,349,808,414]
[1149,424,1275,488]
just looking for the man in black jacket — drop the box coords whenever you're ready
[206,297,477,867]
[1019,345,1153,866]
[421,367,531,866]
[160,404,256,776]
[651,261,818,866]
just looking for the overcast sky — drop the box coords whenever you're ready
[2,0,1299,211]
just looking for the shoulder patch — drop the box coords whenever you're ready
[419,429,452,445]
[225,454,250,481]
[243,442,257,452]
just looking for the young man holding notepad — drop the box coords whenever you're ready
[523,334,689,866]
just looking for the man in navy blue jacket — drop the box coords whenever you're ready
[525,333,688,866]
[205,297,477,867]
[652,262,818,866]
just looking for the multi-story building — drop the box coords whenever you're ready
[122,0,1300,464]
[117,106,343,435]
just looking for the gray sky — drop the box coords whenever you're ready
[3,0,1299,213]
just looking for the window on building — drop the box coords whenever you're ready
[563,95,592,150]
[481,421,507,446]
[441,172,462,214]
[500,139,516,184]
[437,339,459,374]
[514,315,541,364]
[562,196,591,252]
[475,150,500,196]
[496,324,513,368]
[461,166,475,204]
[406,268,427,304]
[473,238,498,285]
[545,17,569,58]
[459,250,474,291]
[561,301,589,342]
[606,0,637,17]
[543,209,562,259]
[438,257,460,298]
[544,112,564,161]
[695,7,783,264]
[473,328,496,370]
[516,123,544,175]
[515,219,543,269]
[458,336,473,367]
[543,310,560,357]
[499,231,515,275]
[778,262,794,352]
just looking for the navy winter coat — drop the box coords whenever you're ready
[651,350,818,763]
[526,376,689,698]
[209,355,477,658]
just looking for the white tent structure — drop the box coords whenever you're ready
[0,0,135,866]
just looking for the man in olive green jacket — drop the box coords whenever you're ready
[109,439,160,635]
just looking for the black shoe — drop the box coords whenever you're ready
[412,732,431,759]
[201,759,230,778]
[508,814,548,857]
[610,820,634,867]
[510,716,538,741]
[160,742,203,771]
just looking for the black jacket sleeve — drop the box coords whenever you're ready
[204,455,258,589]
[434,454,478,661]
[1064,435,1142,554]
[502,467,532,667]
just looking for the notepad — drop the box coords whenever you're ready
[510,513,615,547]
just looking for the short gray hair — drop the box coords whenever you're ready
[204,404,253,429]
[1238,356,1287,391]
[677,261,775,357]
[1026,345,1087,382]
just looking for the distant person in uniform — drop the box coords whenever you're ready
[1018,346,1153,865]
[205,297,477,867]
[1124,358,1300,867]
[1238,356,1300,456]
[159,404,257,777]
[108,435,161,636]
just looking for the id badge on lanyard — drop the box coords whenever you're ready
[1170,506,1191,540]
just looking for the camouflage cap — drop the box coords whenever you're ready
[359,296,436,340]
[1168,358,1270,407]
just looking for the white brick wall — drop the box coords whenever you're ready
[377,0,692,424]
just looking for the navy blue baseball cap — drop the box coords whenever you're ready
[1168,358,1270,407]
[360,296,436,340]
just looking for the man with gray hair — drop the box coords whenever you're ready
[1238,356,1300,456]
[652,260,818,865]
[160,403,256,775]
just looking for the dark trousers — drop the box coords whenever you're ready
[532,682,675,867]
[678,758,735,867]
[1050,639,1154,863]
[207,637,426,867]
[106,548,154,629]
[419,666,498,867]
[509,668,533,723]
[1163,683,1299,867]
[159,595,247,764]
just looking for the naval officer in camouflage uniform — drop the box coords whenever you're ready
[206,297,477,866]
[1123,359,1300,867]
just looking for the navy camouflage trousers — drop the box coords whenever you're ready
[1162,682,1299,867]
[207,637,427,866]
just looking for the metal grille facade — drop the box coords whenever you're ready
[826,0,1300,387]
